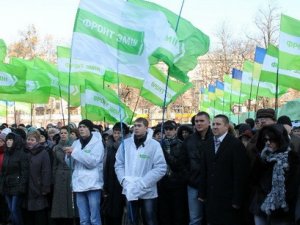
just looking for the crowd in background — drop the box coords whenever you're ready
[0,108,300,225]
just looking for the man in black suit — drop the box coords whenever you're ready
[199,114,249,225]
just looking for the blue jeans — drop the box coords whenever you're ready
[187,186,204,225]
[5,195,23,225]
[76,190,101,225]
[127,198,157,225]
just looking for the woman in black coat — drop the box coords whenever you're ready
[0,132,29,225]
[250,124,300,225]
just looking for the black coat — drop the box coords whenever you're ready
[103,138,125,218]
[26,144,51,211]
[0,148,29,195]
[250,148,300,221]
[183,128,213,189]
[199,133,249,225]
[159,137,188,188]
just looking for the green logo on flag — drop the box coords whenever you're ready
[76,9,144,55]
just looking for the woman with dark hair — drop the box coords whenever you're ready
[0,133,29,225]
[250,124,300,225]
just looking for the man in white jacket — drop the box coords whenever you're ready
[115,117,167,225]
[64,119,104,225]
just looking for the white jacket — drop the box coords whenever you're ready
[115,129,167,200]
[69,134,104,192]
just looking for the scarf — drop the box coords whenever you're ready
[260,146,290,215]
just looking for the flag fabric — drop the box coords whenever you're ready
[254,46,288,98]
[0,39,6,62]
[240,61,256,97]
[199,88,210,113]
[57,46,82,107]
[208,84,216,101]
[140,66,193,107]
[128,0,210,83]
[0,63,26,94]
[72,0,170,88]
[215,80,224,98]
[260,44,298,91]
[9,58,51,103]
[81,80,134,124]
[279,14,300,70]
[34,58,61,97]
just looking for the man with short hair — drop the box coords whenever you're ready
[183,111,212,225]
[199,114,249,225]
[64,119,104,225]
[115,117,167,225]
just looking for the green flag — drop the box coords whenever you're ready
[129,0,210,83]
[57,46,82,107]
[0,63,26,94]
[34,58,61,97]
[72,0,170,88]
[81,80,134,124]
[8,58,51,103]
[140,66,192,107]
[260,44,299,91]
[279,14,300,70]
[0,39,6,62]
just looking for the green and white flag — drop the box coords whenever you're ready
[260,44,300,91]
[240,61,256,98]
[57,46,82,107]
[279,14,300,70]
[9,58,51,103]
[0,63,26,94]
[34,58,60,97]
[0,39,6,63]
[129,0,210,83]
[140,66,192,107]
[72,0,170,88]
[81,80,134,124]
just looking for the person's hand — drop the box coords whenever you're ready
[63,147,73,155]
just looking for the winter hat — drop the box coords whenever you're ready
[256,108,276,120]
[79,119,94,132]
[0,133,6,142]
[277,115,292,127]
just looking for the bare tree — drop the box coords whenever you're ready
[247,1,280,48]
[8,24,56,61]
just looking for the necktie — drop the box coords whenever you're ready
[214,138,221,153]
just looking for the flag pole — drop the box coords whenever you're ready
[130,94,140,125]
[275,65,279,116]
[5,101,8,124]
[161,0,185,131]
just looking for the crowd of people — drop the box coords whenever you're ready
[0,108,300,225]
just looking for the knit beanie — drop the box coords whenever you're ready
[79,119,94,132]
